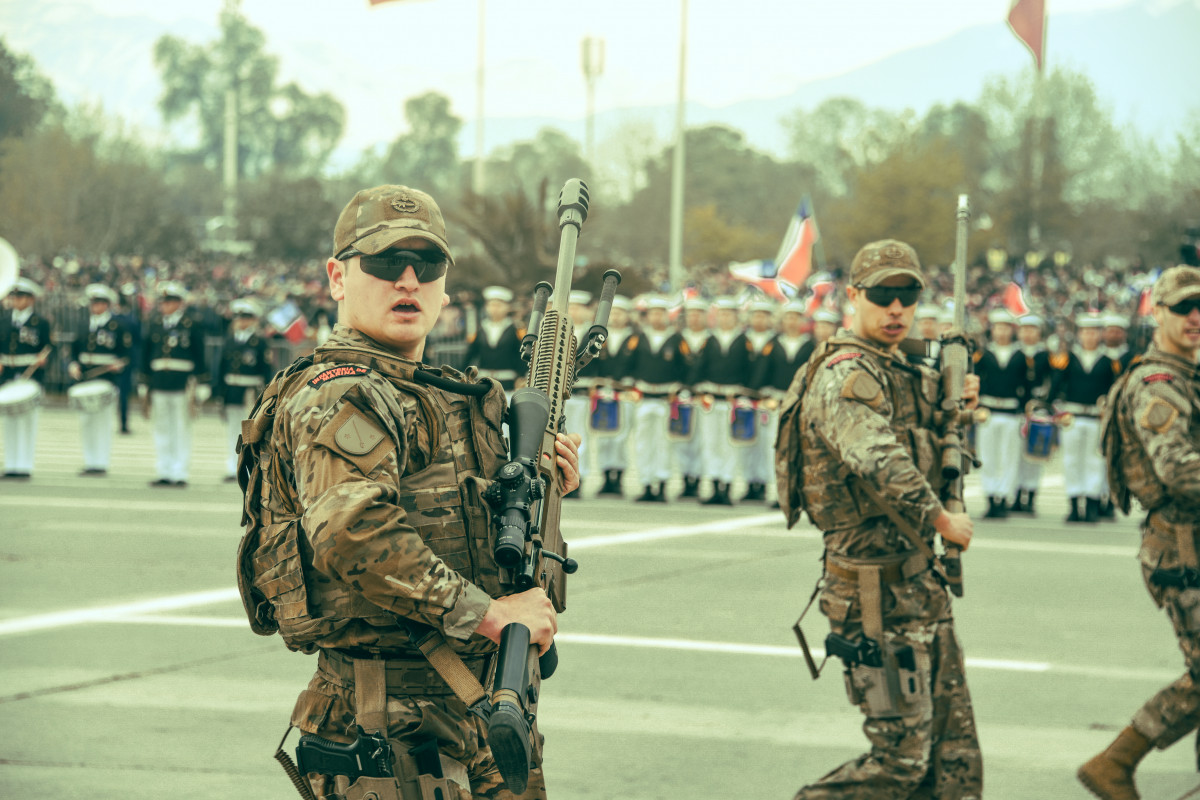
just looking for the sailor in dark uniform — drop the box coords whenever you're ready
[1103,310,1137,371]
[1,278,52,479]
[673,298,710,499]
[140,282,209,487]
[592,295,637,497]
[974,308,1029,518]
[1048,311,1120,523]
[739,300,778,502]
[68,284,132,475]
[1013,313,1053,514]
[563,290,595,498]
[464,286,525,395]
[754,299,811,506]
[627,296,687,502]
[690,297,755,506]
[215,298,273,481]
[809,306,841,356]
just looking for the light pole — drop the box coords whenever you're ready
[474,0,486,194]
[668,0,689,292]
[580,36,605,168]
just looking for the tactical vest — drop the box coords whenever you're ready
[1102,352,1196,515]
[235,343,510,656]
[777,336,944,532]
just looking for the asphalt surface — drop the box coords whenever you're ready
[2,406,1198,799]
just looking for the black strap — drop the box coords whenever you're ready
[414,367,491,397]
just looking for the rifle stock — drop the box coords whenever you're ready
[484,179,622,794]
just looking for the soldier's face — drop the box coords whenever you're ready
[917,318,938,339]
[992,322,1014,346]
[646,308,668,330]
[848,275,918,350]
[685,309,707,330]
[1018,325,1041,346]
[160,298,182,316]
[813,320,837,341]
[233,315,256,331]
[327,242,448,361]
[610,307,630,328]
[1103,326,1126,347]
[89,300,110,316]
[749,310,773,332]
[1154,303,1200,357]
[9,293,33,311]
[716,309,739,330]
[781,312,804,336]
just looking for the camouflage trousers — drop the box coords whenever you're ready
[795,571,982,800]
[289,661,547,800]
[1130,518,1200,748]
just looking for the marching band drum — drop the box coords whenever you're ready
[0,378,43,417]
[68,379,119,414]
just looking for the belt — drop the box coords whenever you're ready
[79,353,121,365]
[1059,401,1100,417]
[979,395,1020,411]
[318,648,492,696]
[0,354,39,367]
[825,552,928,585]
[150,357,195,372]
[223,373,264,387]
[634,380,678,396]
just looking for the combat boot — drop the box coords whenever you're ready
[1099,496,1116,520]
[1025,490,1037,516]
[679,475,700,499]
[1085,496,1101,523]
[701,480,733,506]
[1066,496,1083,523]
[1011,490,1028,513]
[635,484,657,502]
[598,469,622,497]
[984,497,1008,519]
[654,481,668,502]
[1077,725,1152,800]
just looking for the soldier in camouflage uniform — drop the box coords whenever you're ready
[1078,266,1200,800]
[776,240,982,799]
[235,185,580,800]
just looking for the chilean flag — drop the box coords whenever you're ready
[1007,0,1046,72]
[1002,282,1030,316]
[804,279,837,315]
[773,198,819,290]
[728,261,791,302]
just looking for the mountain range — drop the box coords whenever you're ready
[3,0,1196,168]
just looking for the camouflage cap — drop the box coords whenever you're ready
[333,185,452,263]
[1152,266,1200,306]
[849,239,926,289]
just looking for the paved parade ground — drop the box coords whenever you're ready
[2,406,1198,799]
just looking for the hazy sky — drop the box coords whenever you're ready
[48,0,1145,114]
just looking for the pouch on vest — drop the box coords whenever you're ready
[775,341,833,528]
[1100,370,1135,515]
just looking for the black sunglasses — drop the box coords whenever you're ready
[1164,298,1200,316]
[339,248,449,283]
[858,284,922,308]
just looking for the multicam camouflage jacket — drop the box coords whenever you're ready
[776,333,947,558]
[1104,343,1200,519]
[236,325,512,657]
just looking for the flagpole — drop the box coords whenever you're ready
[667,0,688,293]
[809,196,827,275]
[474,0,486,194]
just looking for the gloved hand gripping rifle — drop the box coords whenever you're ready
[482,178,621,794]
[935,194,978,597]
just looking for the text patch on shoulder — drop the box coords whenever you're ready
[826,352,864,368]
[1141,373,1173,385]
[308,365,371,387]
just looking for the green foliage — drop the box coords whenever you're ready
[0,38,58,142]
[381,92,463,196]
[153,4,345,179]
[240,173,337,260]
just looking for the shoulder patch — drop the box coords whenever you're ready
[308,365,371,387]
[335,413,386,455]
[1142,373,1173,385]
[1049,352,1069,370]
[842,372,883,405]
[972,350,983,364]
[1140,397,1179,434]
[826,352,864,368]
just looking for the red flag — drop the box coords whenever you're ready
[728,261,791,302]
[1002,282,1030,316]
[284,316,309,344]
[774,200,819,289]
[1137,288,1154,317]
[1007,0,1046,72]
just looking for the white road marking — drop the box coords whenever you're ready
[0,588,239,635]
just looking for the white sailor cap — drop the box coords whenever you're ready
[1076,312,1105,329]
[85,284,118,304]
[643,295,673,311]
[988,308,1016,325]
[1102,311,1129,329]
[158,281,188,301]
[683,298,709,312]
[812,307,842,325]
[712,297,741,311]
[914,305,940,320]
[748,299,777,314]
[568,290,593,306]
[1017,313,1043,328]
[482,286,514,303]
[230,298,262,317]
[10,277,42,297]
[781,300,807,316]
[611,295,634,312]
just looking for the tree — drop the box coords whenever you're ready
[0,38,57,142]
[380,92,463,196]
[485,128,590,207]
[153,2,345,180]
[783,97,914,197]
[240,173,337,260]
